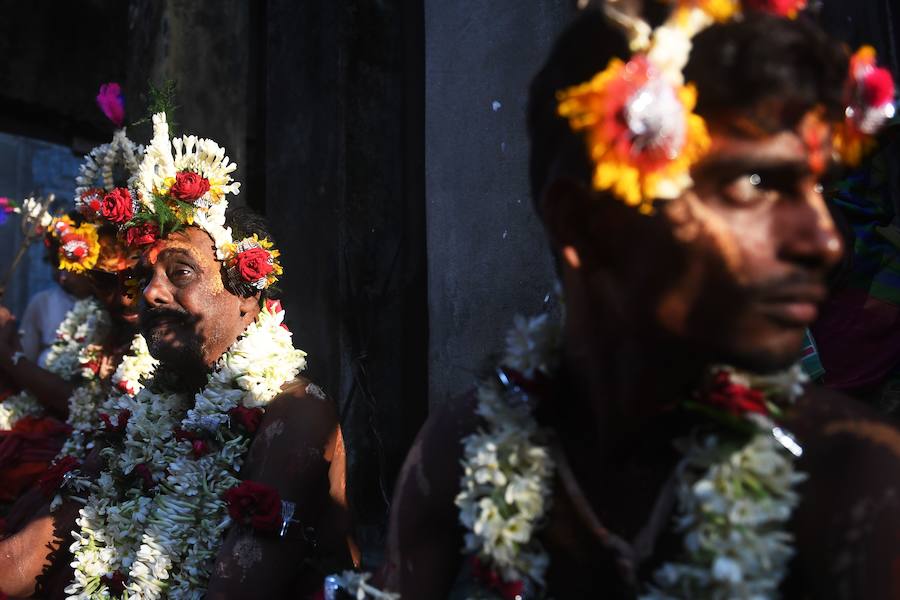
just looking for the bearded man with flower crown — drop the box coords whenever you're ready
[0,94,150,509]
[325,2,900,599]
[0,113,358,599]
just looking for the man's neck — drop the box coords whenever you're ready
[558,310,708,457]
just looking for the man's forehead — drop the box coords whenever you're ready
[698,121,831,176]
[142,228,217,266]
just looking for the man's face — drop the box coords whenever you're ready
[554,116,842,372]
[137,227,256,370]
[88,269,140,328]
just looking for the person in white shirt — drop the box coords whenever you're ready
[18,266,92,368]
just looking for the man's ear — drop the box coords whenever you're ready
[238,293,262,320]
[540,177,598,268]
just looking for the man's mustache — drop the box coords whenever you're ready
[751,271,828,303]
[140,306,192,327]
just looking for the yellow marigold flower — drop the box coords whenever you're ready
[557,56,711,213]
[58,223,100,273]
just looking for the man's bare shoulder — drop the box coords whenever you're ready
[783,385,900,596]
[787,384,900,467]
[246,376,342,479]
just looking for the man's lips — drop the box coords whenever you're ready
[756,285,827,327]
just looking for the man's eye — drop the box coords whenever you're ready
[722,173,774,205]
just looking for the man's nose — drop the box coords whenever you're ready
[142,271,175,307]
[777,187,843,271]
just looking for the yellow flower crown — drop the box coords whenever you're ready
[559,0,894,211]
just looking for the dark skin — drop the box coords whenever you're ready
[0,227,357,598]
[0,258,137,419]
[382,118,900,598]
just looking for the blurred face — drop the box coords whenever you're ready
[547,113,842,372]
[136,227,259,370]
[56,268,93,299]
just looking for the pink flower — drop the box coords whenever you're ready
[96,83,125,128]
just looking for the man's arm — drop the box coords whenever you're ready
[0,496,80,597]
[785,391,900,598]
[378,393,480,598]
[206,379,350,600]
[0,305,73,419]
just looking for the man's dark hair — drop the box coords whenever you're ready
[223,205,279,300]
[527,9,849,207]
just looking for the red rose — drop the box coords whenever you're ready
[99,409,130,434]
[861,67,895,108]
[101,571,127,595]
[131,463,155,491]
[125,222,159,247]
[79,188,105,216]
[224,480,282,533]
[101,187,134,224]
[228,406,264,435]
[169,171,211,201]
[37,455,80,498]
[470,556,524,600]
[235,247,274,283]
[191,439,210,458]
[704,371,768,417]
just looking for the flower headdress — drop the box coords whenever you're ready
[48,216,101,274]
[560,0,895,212]
[834,46,897,167]
[75,83,144,222]
[119,112,283,292]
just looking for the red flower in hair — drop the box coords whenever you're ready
[125,222,159,247]
[169,171,210,201]
[703,371,768,417]
[229,405,264,435]
[101,188,134,224]
[742,0,806,18]
[37,456,80,498]
[78,188,105,216]
[224,480,282,533]
[235,247,274,283]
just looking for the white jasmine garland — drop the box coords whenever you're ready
[66,303,307,599]
[457,312,806,599]
[0,299,109,431]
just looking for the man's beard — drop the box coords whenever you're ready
[140,306,206,370]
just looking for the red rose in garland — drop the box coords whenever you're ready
[704,371,768,417]
[100,187,134,224]
[169,171,211,201]
[229,405,265,435]
[236,247,274,283]
[99,409,131,435]
[224,480,282,533]
[37,456,80,498]
[470,556,525,600]
[101,571,127,595]
[125,222,159,247]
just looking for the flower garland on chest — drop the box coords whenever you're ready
[455,313,808,599]
[0,298,110,431]
[65,301,307,599]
